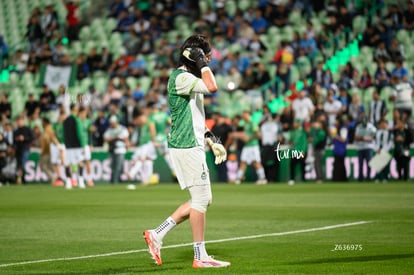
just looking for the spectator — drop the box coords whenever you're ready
[388,39,405,62]
[374,59,391,91]
[403,1,414,30]
[10,50,29,74]
[137,33,154,55]
[108,0,125,18]
[40,117,58,184]
[128,54,148,77]
[104,115,129,183]
[259,112,282,182]
[348,93,365,126]
[288,119,308,185]
[393,119,412,181]
[391,59,409,81]
[113,9,134,33]
[309,61,325,86]
[322,69,334,90]
[332,116,348,182]
[374,41,390,62]
[368,89,388,128]
[97,47,113,71]
[357,68,372,89]
[308,83,325,117]
[13,116,34,184]
[299,32,318,60]
[132,10,150,35]
[86,47,101,73]
[24,93,40,118]
[211,112,232,183]
[337,87,352,115]
[237,20,255,48]
[91,109,108,147]
[390,74,413,122]
[0,132,8,173]
[75,53,90,80]
[254,63,271,88]
[26,15,43,47]
[121,97,139,126]
[0,146,17,184]
[354,116,377,182]
[273,41,294,94]
[292,89,315,122]
[251,9,268,34]
[310,114,328,184]
[2,122,14,146]
[26,51,40,74]
[0,35,8,68]
[108,48,133,77]
[0,94,12,120]
[65,0,80,41]
[384,4,403,31]
[239,67,255,91]
[40,5,59,40]
[374,119,393,182]
[247,34,267,58]
[324,88,342,127]
[272,3,289,27]
[39,85,56,112]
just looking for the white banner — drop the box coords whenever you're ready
[44,65,71,90]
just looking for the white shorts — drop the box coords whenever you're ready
[156,140,169,155]
[169,146,210,190]
[83,145,91,161]
[50,143,65,165]
[132,142,157,161]
[65,148,85,166]
[240,145,262,165]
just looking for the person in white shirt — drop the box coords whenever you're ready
[259,112,282,182]
[103,115,129,183]
[354,116,377,181]
[292,90,315,122]
[324,89,343,127]
[390,74,413,122]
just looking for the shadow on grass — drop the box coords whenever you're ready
[290,253,414,265]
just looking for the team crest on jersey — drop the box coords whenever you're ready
[201,171,207,180]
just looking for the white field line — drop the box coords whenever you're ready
[0,221,371,268]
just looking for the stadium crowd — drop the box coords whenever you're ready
[0,0,413,185]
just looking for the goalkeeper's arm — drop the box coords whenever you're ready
[205,129,227,165]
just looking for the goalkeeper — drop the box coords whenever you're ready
[143,34,230,268]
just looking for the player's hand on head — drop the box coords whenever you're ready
[182,47,208,70]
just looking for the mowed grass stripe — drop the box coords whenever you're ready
[0,220,371,268]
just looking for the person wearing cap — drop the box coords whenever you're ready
[103,114,129,184]
[142,34,230,268]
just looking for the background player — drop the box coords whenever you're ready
[78,106,94,187]
[128,109,158,185]
[63,104,86,189]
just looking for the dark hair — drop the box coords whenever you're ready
[179,34,211,77]
[42,117,50,125]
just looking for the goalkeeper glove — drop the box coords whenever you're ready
[182,47,208,70]
[205,132,227,165]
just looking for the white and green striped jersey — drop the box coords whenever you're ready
[392,81,413,109]
[167,67,212,148]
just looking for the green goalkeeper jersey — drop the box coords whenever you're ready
[244,120,259,147]
[167,67,212,149]
[149,111,170,143]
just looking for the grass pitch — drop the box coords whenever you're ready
[0,182,413,274]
